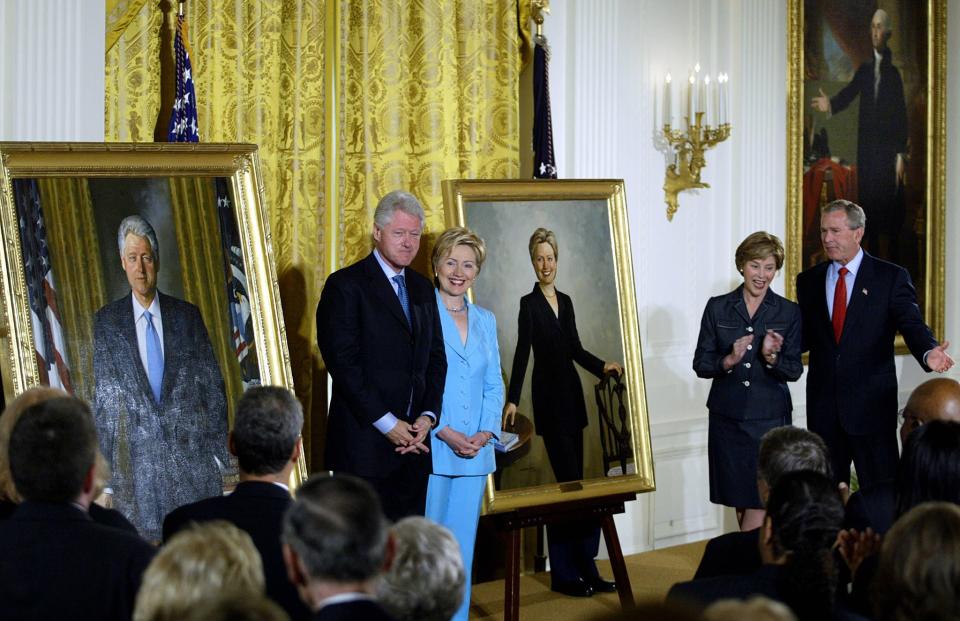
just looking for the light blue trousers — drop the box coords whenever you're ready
[425,473,487,621]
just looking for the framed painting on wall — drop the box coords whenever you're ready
[785,0,946,349]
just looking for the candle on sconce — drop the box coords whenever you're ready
[702,75,712,126]
[663,73,672,127]
[687,73,696,123]
[719,73,729,125]
[712,74,721,127]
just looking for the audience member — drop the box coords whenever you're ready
[0,386,136,532]
[703,596,797,621]
[844,377,960,535]
[894,419,960,517]
[668,471,850,620]
[376,516,464,621]
[694,426,830,579]
[0,396,155,620]
[135,520,264,621]
[282,473,395,620]
[183,593,291,621]
[163,386,309,621]
[872,502,960,621]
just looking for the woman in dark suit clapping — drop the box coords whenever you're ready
[693,232,802,531]
[502,227,622,597]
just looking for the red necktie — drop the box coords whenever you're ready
[832,266,849,343]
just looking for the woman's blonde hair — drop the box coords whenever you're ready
[134,521,265,621]
[0,386,70,502]
[527,227,558,263]
[431,227,487,278]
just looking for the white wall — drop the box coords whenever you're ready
[548,0,960,554]
[0,0,105,141]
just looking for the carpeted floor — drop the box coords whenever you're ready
[468,539,707,620]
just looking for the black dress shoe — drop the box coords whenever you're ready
[585,577,617,593]
[551,579,594,597]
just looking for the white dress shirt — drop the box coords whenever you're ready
[132,293,164,376]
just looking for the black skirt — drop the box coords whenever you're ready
[708,412,787,508]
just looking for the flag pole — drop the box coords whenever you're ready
[179,0,185,17]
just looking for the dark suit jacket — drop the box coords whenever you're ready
[1,498,136,535]
[316,253,446,477]
[797,252,936,436]
[314,599,395,621]
[507,285,605,436]
[693,287,803,420]
[0,501,155,621]
[162,481,309,621]
[93,292,229,542]
[693,528,761,580]
[830,47,907,221]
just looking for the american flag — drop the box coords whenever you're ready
[216,178,260,387]
[14,180,73,392]
[167,13,199,142]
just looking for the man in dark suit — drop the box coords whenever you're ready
[0,396,155,620]
[163,385,309,621]
[694,425,830,580]
[93,215,229,542]
[810,8,908,257]
[796,200,953,489]
[316,190,446,521]
[282,474,396,621]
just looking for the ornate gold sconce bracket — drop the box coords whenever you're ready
[662,112,731,221]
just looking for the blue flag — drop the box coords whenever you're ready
[168,13,200,142]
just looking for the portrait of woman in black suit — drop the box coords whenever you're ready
[502,227,622,598]
[693,232,803,531]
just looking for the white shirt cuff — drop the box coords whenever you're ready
[373,413,399,434]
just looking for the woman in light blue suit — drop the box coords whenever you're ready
[425,227,503,621]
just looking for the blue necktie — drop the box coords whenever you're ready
[144,310,164,404]
[392,274,411,323]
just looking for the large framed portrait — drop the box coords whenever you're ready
[442,179,654,513]
[785,0,946,349]
[0,142,305,538]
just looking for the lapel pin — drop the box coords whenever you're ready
[862,288,868,296]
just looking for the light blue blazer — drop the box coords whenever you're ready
[431,291,504,476]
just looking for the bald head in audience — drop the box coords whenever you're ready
[900,378,960,444]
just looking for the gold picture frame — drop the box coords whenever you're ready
[0,142,306,487]
[442,179,654,514]
[785,0,946,352]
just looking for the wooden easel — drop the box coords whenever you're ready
[485,492,636,621]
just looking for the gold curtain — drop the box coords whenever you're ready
[168,177,244,423]
[105,0,161,141]
[335,1,521,269]
[37,179,107,405]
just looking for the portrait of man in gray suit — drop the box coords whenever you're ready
[93,214,229,541]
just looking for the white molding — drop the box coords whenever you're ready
[0,0,105,141]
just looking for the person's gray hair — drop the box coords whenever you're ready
[282,473,388,583]
[373,191,425,230]
[757,426,831,488]
[874,9,892,36]
[117,215,160,259]
[822,199,866,230]
[232,386,303,476]
[376,517,465,621]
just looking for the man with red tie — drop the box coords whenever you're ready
[796,200,953,488]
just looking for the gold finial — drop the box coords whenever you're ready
[532,0,550,38]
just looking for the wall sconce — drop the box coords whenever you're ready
[660,65,731,221]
